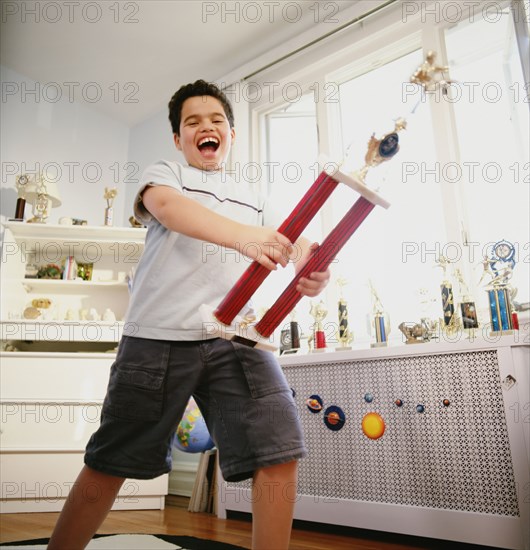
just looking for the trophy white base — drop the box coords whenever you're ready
[371,341,388,348]
[199,304,278,352]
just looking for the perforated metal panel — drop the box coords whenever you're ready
[228,350,519,516]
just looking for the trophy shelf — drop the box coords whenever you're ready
[2,221,147,248]
[21,279,129,291]
[1,222,146,348]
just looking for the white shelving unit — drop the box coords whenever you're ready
[1,222,146,341]
[0,222,169,513]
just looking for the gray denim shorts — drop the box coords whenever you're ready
[85,336,306,482]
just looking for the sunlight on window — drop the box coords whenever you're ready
[256,11,529,346]
[253,94,320,328]
[445,11,529,304]
[333,50,447,342]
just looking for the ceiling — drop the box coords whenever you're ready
[1,1,364,127]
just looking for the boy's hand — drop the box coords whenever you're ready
[294,242,331,297]
[239,226,293,270]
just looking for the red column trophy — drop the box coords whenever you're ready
[200,119,406,350]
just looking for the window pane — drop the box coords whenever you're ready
[333,50,447,343]
[445,11,529,304]
[254,95,320,327]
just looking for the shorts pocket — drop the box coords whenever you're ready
[230,341,289,399]
[102,336,170,421]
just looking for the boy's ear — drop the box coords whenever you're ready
[173,133,182,150]
[230,127,236,143]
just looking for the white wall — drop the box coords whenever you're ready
[0,65,129,226]
[125,106,184,219]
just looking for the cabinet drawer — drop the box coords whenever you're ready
[1,354,114,400]
[0,452,167,500]
[1,402,102,450]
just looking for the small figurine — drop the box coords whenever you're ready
[477,254,496,286]
[87,308,100,321]
[410,50,453,94]
[398,321,429,344]
[103,187,118,226]
[102,308,117,322]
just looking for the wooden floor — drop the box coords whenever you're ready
[0,496,492,549]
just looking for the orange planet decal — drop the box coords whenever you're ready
[362,412,385,439]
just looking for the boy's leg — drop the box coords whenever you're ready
[47,465,125,550]
[251,460,298,550]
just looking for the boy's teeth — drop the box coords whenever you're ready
[199,137,219,145]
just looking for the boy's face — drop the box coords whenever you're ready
[174,95,235,171]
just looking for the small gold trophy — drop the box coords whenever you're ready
[104,187,118,226]
[368,280,389,348]
[336,277,353,350]
[454,268,479,332]
[410,50,453,94]
[353,118,407,185]
[309,300,328,352]
[436,256,456,327]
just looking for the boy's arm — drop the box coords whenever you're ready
[292,236,331,298]
[142,185,292,270]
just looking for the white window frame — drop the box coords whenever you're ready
[237,0,527,313]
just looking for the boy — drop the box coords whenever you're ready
[48,80,330,550]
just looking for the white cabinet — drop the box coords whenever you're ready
[217,338,530,550]
[0,222,169,513]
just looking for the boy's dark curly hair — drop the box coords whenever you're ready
[168,80,235,136]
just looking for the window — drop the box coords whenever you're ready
[328,49,446,341]
[253,94,320,331]
[249,0,529,345]
[445,10,529,304]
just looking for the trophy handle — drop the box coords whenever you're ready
[255,196,376,338]
[214,170,340,325]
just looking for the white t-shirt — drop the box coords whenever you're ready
[125,160,272,341]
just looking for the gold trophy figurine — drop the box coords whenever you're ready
[336,277,353,350]
[435,256,461,336]
[410,50,453,94]
[104,187,118,226]
[354,118,407,185]
[368,280,390,347]
[454,268,478,332]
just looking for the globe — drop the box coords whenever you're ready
[173,397,215,453]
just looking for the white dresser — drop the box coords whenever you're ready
[0,222,168,513]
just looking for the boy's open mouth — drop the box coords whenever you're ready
[197,137,220,154]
